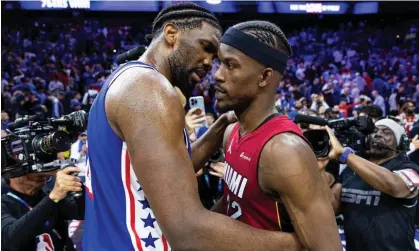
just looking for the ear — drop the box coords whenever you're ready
[163,23,179,48]
[258,68,274,88]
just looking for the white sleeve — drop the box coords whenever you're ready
[82,93,88,105]
[70,142,81,160]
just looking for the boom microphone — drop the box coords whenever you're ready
[8,114,40,130]
[116,45,147,65]
[294,114,329,126]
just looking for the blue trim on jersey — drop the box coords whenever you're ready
[83,61,191,250]
[83,61,154,250]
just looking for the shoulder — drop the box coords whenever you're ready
[262,132,312,161]
[108,66,177,105]
[394,158,419,174]
[1,194,13,210]
[106,67,184,138]
[259,132,317,193]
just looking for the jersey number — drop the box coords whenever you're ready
[226,194,242,220]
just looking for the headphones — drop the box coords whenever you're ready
[367,116,410,152]
[397,133,410,151]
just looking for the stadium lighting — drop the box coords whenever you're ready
[206,0,222,4]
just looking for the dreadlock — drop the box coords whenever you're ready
[232,21,292,57]
[147,2,221,41]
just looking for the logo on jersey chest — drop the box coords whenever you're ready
[224,162,248,199]
[240,152,251,161]
[341,188,381,206]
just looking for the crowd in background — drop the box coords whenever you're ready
[1,12,419,251]
[1,17,419,138]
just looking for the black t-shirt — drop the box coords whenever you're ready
[339,154,419,251]
[1,186,84,251]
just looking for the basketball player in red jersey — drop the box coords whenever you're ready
[213,21,342,250]
[97,3,307,251]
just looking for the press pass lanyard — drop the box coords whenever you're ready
[6,192,62,240]
[204,174,223,203]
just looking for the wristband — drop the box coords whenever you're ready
[339,147,354,164]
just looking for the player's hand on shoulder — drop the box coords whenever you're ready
[49,167,82,202]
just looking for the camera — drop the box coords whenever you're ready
[209,149,225,163]
[1,111,88,179]
[295,115,376,157]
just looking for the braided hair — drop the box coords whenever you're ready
[148,2,221,41]
[232,21,292,57]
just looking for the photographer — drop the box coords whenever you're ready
[1,167,85,251]
[323,118,419,251]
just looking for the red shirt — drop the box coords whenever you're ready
[222,115,305,232]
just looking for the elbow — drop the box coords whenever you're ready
[164,211,205,251]
[165,229,195,251]
[387,178,410,198]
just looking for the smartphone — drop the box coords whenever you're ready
[189,96,208,134]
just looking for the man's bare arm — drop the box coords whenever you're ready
[107,69,302,251]
[210,124,235,214]
[331,183,342,213]
[191,115,229,172]
[259,133,342,251]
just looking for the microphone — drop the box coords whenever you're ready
[8,114,41,130]
[115,45,147,65]
[294,114,329,126]
[372,142,399,152]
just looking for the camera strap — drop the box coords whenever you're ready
[7,192,62,240]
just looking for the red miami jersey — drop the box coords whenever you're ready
[222,114,305,232]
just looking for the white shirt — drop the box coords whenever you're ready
[70,140,88,174]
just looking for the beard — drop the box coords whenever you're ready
[368,148,391,159]
[216,95,253,115]
[168,44,195,97]
[367,141,394,159]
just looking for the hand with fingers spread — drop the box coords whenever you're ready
[49,167,83,202]
[185,107,206,134]
[209,162,226,179]
[412,135,419,150]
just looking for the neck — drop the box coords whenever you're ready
[9,180,40,197]
[139,42,172,83]
[236,93,277,136]
[369,152,397,165]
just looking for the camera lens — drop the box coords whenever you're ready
[32,131,72,154]
[303,130,330,157]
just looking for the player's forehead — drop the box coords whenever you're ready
[187,22,221,46]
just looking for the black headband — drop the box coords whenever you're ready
[220,27,289,73]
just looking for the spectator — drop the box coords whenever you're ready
[70,132,88,174]
[372,90,386,115]
[48,75,64,95]
[1,111,11,131]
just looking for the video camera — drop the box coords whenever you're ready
[294,114,376,157]
[1,111,88,179]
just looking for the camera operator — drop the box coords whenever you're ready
[323,118,419,251]
[1,167,85,251]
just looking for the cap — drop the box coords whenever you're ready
[71,100,81,108]
[375,118,405,145]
